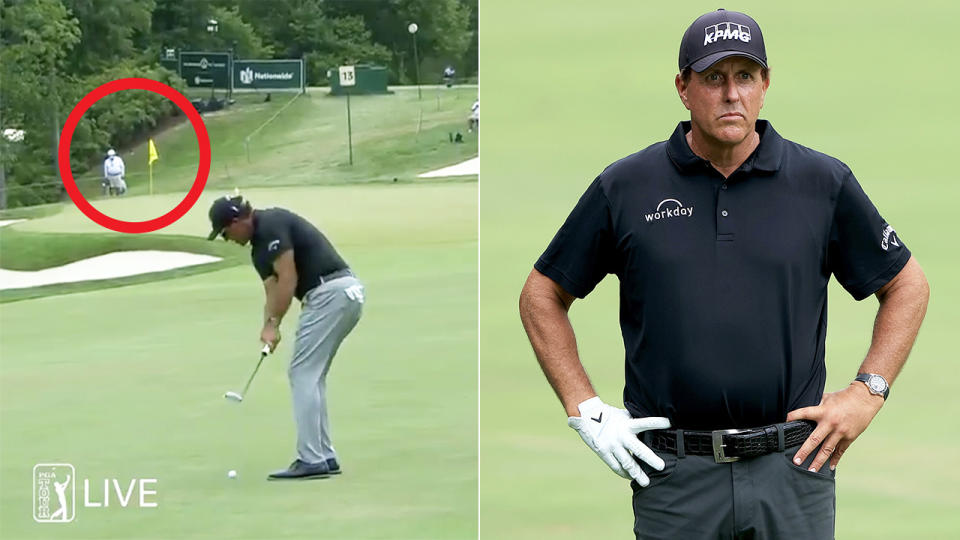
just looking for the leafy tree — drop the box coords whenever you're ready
[210,5,273,59]
[152,2,273,59]
[286,3,391,84]
[0,0,82,208]
[325,0,472,83]
[62,0,155,75]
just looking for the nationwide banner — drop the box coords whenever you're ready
[233,60,304,91]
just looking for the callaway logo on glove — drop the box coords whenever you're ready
[568,396,671,486]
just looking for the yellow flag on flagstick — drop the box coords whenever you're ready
[148,139,159,164]
[148,139,159,195]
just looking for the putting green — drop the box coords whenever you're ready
[0,182,478,538]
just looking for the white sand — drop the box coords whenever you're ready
[418,157,479,178]
[0,219,26,228]
[0,250,222,290]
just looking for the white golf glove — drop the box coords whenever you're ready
[568,396,671,486]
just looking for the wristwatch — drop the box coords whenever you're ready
[854,373,890,400]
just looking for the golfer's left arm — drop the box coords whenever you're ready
[261,250,297,349]
[788,256,929,471]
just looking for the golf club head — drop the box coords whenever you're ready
[224,391,244,402]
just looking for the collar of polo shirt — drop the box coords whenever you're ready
[666,119,784,176]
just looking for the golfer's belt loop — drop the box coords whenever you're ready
[776,423,785,453]
[675,430,686,459]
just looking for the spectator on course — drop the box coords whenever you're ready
[468,99,479,132]
[103,149,126,196]
[443,65,456,87]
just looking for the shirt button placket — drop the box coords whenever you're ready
[717,181,733,241]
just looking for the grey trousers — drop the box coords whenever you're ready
[632,441,836,539]
[289,275,364,464]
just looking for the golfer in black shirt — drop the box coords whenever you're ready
[209,195,365,480]
[519,9,929,539]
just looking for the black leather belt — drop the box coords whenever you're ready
[644,420,815,463]
[319,268,353,284]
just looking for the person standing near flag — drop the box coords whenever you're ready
[103,149,126,196]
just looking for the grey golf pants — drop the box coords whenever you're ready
[289,275,364,464]
[632,440,836,539]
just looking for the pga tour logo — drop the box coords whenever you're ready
[33,463,158,524]
[645,199,694,222]
[33,464,74,523]
[704,22,752,45]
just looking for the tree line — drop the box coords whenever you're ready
[0,0,477,208]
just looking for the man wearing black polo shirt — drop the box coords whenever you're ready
[519,9,929,539]
[208,195,365,480]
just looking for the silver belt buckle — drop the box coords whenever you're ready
[712,429,744,463]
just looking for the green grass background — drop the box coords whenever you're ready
[479,1,959,538]
[1,83,478,539]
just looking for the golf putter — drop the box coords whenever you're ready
[224,344,271,403]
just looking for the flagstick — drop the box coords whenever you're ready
[149,163,153,195]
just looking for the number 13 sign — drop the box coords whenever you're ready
[338,66,356,87]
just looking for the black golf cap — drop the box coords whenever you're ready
[679,9,766,72]
[207,195,246,240]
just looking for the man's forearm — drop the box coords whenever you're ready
[859,257,929,384]
[264,278,296,325]
[520,270,596,416]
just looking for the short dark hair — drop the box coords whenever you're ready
[681,65,769,84]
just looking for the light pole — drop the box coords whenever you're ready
[408,23,421,100]
[206,19,219,101]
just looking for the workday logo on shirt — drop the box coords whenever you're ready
[645,199,694,222]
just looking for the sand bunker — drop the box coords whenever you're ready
[418,157,479,178]
[0,250,222,290]
[0,219,27,228]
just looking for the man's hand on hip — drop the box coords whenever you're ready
[567,396,671,486]
[786,383,884,472]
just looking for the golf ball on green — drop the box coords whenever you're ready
[228,470,237,479]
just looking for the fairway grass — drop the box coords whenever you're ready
[66,86,477,203]
[0,182,478,539]
[479,1,959,539]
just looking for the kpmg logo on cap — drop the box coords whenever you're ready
[704,22,752,46]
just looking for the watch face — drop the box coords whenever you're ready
[868,376,886,393]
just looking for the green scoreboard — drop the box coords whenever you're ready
[179,51,232,88]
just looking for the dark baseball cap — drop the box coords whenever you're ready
[679,9,766,72]
[206,195,246,240]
